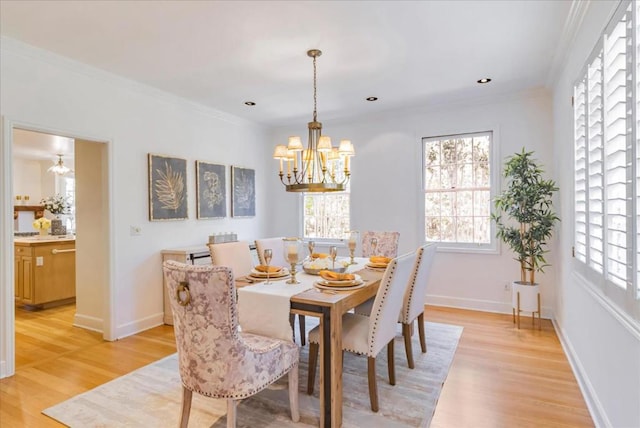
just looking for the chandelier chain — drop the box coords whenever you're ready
[313,54,317,123]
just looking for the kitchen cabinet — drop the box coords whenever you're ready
[14,237,76,308]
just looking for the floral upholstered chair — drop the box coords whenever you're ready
[306,251,416,412]
[361,231,400,258]
[162,260,300,428]
[255,237,306,345]
[355,243,438,368]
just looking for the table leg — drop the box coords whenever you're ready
[329,306,343,427]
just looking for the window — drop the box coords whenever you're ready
[573,0,640,320]
[422,131,496,252]
[303,191,350,240]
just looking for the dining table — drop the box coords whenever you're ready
[236,257,384,428]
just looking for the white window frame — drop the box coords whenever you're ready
[573,0,640,322]
[421,129,499,254]
[300,188,351,245]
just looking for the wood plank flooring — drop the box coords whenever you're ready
[0,304,592,427]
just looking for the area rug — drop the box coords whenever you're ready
[43,321,462,427]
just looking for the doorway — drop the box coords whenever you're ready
[1,120,113,378]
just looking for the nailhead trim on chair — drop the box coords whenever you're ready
[367,262,396,356]
[402,247,424,323]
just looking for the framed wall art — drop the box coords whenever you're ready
[196,161,226,219]
[148,153,188,221]
[231,166,255,217]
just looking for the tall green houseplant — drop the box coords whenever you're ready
[492,149,559,285]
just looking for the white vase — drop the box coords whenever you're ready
[511,281,541,329]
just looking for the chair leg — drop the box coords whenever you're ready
[179,387,192,428]
[289,363,300,422]
[402,323,415,369]
[387,339,396,385]
[367,356,379,412]
[299,315,306,346]
[289,313,296,341]
[226,399,237,428]
[307,342,319,395]
[418,313,427,353]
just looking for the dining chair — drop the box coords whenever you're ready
[255,237,307,346]
[162,260,300,428]
[306,251,416,412]
[361,230,400,258]
[208,241,254,278]
[355,243,437,368]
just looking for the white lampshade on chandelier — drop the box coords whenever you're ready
[273,49,355,192]
[47,154,72,176]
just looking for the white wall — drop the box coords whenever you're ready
[551,2,640,427]
[268,89,556,316]
[0,37,272,358]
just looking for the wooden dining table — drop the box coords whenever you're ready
[236,258,384,427]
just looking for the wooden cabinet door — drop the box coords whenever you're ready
[21,256,34,303]
[14,253,22,301]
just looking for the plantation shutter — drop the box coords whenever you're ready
[587,51,605,273]
[575,79,588,263]
[603,13,630,289]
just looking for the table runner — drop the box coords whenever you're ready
[237,258,368,342]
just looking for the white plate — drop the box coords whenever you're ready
[366,262,388,268]
[317,273,362,286]
[314,281,366,291]
[249,267,289,278]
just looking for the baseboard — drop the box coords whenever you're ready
[552,318,610,428]
[115,312,165,340]
[426,294,553,319]
[73,313,103,333]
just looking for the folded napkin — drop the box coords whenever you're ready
[319,270,355,281]
[311,253,329,259]
[254,265,282,273]
[369,256,392,264]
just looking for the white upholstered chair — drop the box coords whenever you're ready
[355,243,437,368]
[255,237,306,346]
[361,230,400,258]
[162,260,300,428]
[208,241,254,278]
[306,251,416,412]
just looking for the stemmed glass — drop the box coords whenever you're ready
[263,249,273,284]
[329,245,338,270]
[307,240,315,261]
[348,231,359,265]
[370,237,378,257]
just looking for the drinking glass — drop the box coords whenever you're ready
[329,245,338,270]
[283,237,302,284]
[263,248,273,284]
[371,237,378,256]
[348,230,359,265]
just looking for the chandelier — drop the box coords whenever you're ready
[47,154,72,175]
[273,49,355,192]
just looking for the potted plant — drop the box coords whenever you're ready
[492,148,559,328]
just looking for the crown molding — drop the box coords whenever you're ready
[545,0,592,87]
[0,36,264,130]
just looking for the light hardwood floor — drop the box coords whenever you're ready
[0,304,592,427]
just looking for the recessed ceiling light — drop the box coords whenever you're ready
[244,101,256,106]
[477,78,492,84]
[366,96,378,101]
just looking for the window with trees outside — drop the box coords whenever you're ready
[573,0,640,321]
[423,131,496,252]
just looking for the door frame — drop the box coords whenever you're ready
[0,116,116,378]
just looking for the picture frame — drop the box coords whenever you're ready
[148,153,188,221]
[196,161,227,219]
[231,166,255,218]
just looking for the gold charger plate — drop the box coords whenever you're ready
[317,274,362,287]
[249,267,289,278]
[314,281,366,291]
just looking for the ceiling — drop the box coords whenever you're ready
[1,0,573,129]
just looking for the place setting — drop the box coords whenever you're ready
[365,255,392,271]
[314,270,364,291]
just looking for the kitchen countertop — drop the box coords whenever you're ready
[14,235,76,244]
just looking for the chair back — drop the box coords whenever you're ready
[401,243,437,324]
[361,231,400,258]
[255,237,287,267]
[366,251,416,356]
[208,240,254,277]
[162,260,241,397]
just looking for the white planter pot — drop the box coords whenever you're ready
[511,281,541,329]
